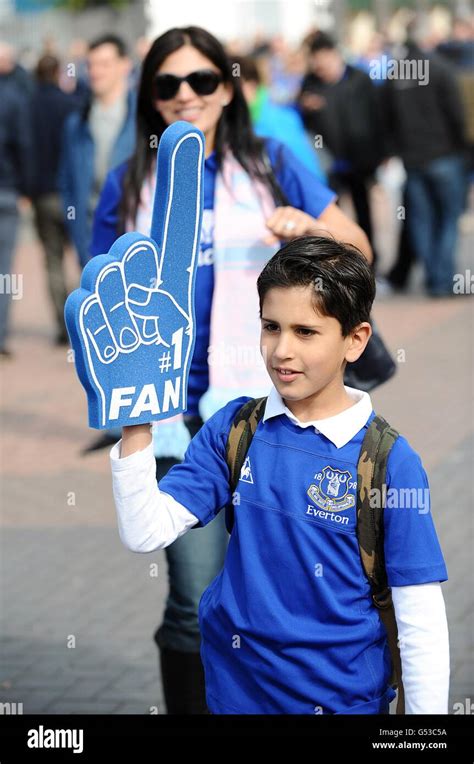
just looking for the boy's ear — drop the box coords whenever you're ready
[344,322,372,363]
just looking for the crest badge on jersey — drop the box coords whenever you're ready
[307,466,355,512]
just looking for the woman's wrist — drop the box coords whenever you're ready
[307,218,329,236]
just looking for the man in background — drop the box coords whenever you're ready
[0,43,33,358]
[382,19,467,297]
[30,54,81,345]
[58,34,136,269]
[298,32,384,266]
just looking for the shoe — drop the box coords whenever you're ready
[159,646,209,714]
[81,433,118,455]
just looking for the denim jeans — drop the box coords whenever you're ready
[0,190,19,350]
[153,416,229,653]
[405,154,467,295]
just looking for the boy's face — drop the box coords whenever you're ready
[260,286,367,405]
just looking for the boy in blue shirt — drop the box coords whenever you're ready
[111,236,449,714]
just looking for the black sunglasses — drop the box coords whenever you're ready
[153,69,223,101]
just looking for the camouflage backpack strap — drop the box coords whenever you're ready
[357,414,406,714]
[225,397,267,534]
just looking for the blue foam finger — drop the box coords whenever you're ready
[64,122,205,429]
[82,298,118,362]
[96,263,140,351]
[151,122,204,318]
[114,232,161,292]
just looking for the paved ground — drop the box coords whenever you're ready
[0,187,473,715]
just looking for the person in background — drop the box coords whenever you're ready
[130,36,152,90]
[382,19,468,297]
[267,35,305,105]
[58,34,136,270]
[437,15,474,201]
[0,45,33,358]
[0,41,34,97]
[30,55,81,345]
[298,32,384,267]
[234,54,326,182]
[436,14,474,70]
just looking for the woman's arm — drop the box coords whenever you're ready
[265,140,373,262]
[317,202,373,263]
[265,203,373,263]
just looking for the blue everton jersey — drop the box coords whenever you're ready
[159,397,448,714]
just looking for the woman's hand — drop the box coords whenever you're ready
[264,206,329,245]
[265,203,373,263]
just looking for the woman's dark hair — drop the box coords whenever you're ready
[257,236,375,337]
[119,26,285,229]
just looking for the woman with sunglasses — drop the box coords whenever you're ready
[91,26,371,714]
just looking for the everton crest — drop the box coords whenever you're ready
[307,466,355,512]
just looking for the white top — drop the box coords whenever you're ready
[110,387,449,714]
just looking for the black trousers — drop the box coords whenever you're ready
[330,170,379,267]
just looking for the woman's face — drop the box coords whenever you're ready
[153,45,233,152]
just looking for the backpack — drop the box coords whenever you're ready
[224,396,405,715]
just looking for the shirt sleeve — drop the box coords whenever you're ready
[392,583,450,714]
[159,397,250,527]
[384,437,448,586]
[110,439,199,552]
[266,138,337,217]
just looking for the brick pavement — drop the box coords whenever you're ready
[0,202,472,715]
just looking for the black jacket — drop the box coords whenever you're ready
[0,77,33,195]
[381,44,467,169]
[30,82,82,197]
[299,64,384,175]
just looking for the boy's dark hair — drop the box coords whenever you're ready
[89,34,128,57]
[257,236,375,337]
[309,31,337,54]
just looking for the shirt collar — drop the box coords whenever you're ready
[262,385,373,449]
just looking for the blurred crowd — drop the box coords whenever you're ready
[0,7,472,357]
